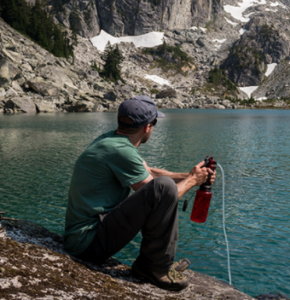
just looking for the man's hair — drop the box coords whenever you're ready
[117,116,143,134]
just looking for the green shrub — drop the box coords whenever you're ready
[150,88,159,94]
[208,68,237,92]
[142,40,195,75]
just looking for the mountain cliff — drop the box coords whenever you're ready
[50,0,220,38]
[2,0,290,113]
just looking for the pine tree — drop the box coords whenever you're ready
[102,42,124,82]
[0,0,75,60]
[52,25,65,57]
[3,0,18,28]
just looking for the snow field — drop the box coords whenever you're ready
[90,30,164,52]
[224,0,266,22]
[239,86,259,97]
[224,17,238,26]
[265,63,277,76]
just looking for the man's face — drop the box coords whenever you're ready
[140,119,157,144]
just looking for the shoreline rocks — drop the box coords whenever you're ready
[1,219,288,299]
[0,218,255,300]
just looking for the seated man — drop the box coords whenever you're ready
[64,95,215,291]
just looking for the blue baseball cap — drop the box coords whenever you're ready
[118,95,165,128]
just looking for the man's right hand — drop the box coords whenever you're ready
[190,161,209,186]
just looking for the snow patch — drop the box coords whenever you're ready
[270,1,286,8]
[256,97,267,101]
[224,0,266,22]
[265,8,278,11]
[265,63,277,76]
[212,39,226,50]
[239,29,247,34]
[244,12,255,18]
[190,26,207,33]
[239,86,259,98]
[224,17,238,26]
[144,75,172,87]
[90,30,164,52]
[213,39,227,43]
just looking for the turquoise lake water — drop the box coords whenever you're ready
[0,109,290,297]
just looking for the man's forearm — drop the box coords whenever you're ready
[176,174,197,199]
[149,167,189,183]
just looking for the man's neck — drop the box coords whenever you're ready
[115,130,141,148]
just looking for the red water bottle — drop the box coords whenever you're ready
[190,156,216,223]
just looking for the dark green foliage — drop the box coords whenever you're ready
[208,68,237,92]
[91,61,102,72]
[148,0,161,5]
[0,0,74,59]
[150,88,159,94]
[229,45,263,74]
[225,95,256,106]
[101,42,124,82]
[143,40,195,75]
[260,24,276,39]
[51,0,70,13]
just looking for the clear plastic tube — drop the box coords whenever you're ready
[217,163,232,285]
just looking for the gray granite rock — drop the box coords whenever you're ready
[5,97,36,113]
[27,79,59,97]
[0,219,255,300]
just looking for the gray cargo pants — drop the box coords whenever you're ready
[77,176,179,272]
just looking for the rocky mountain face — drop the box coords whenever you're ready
[0,18,237,114]
[221,19,290,87]
[52,0,100,39]
[50,0,219,38]
[2,0,290,115]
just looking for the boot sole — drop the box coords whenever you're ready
[132,262,188,291]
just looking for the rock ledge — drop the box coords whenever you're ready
[0,219,256,300]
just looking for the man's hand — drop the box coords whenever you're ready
[190,161,209,186]
[209,169,216,185]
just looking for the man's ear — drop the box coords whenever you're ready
[144,124,150,133]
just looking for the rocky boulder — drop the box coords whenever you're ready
[66,100,95,112]
[33,96,65,113]
[156,88,177,99]
[27,78,59,97]
[0,59,21,87]
[5,97,36,113]
[35,65,77,89]
[104,91,117,101]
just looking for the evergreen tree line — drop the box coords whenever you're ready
[0,0,75,59]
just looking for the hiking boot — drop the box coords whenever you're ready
[172,258,191,272]
[132,260,188,291]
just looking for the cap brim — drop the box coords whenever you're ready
[157,111,165,118]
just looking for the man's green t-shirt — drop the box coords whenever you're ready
[64,130,149,256]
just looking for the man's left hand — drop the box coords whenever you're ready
[207,169,216,185]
